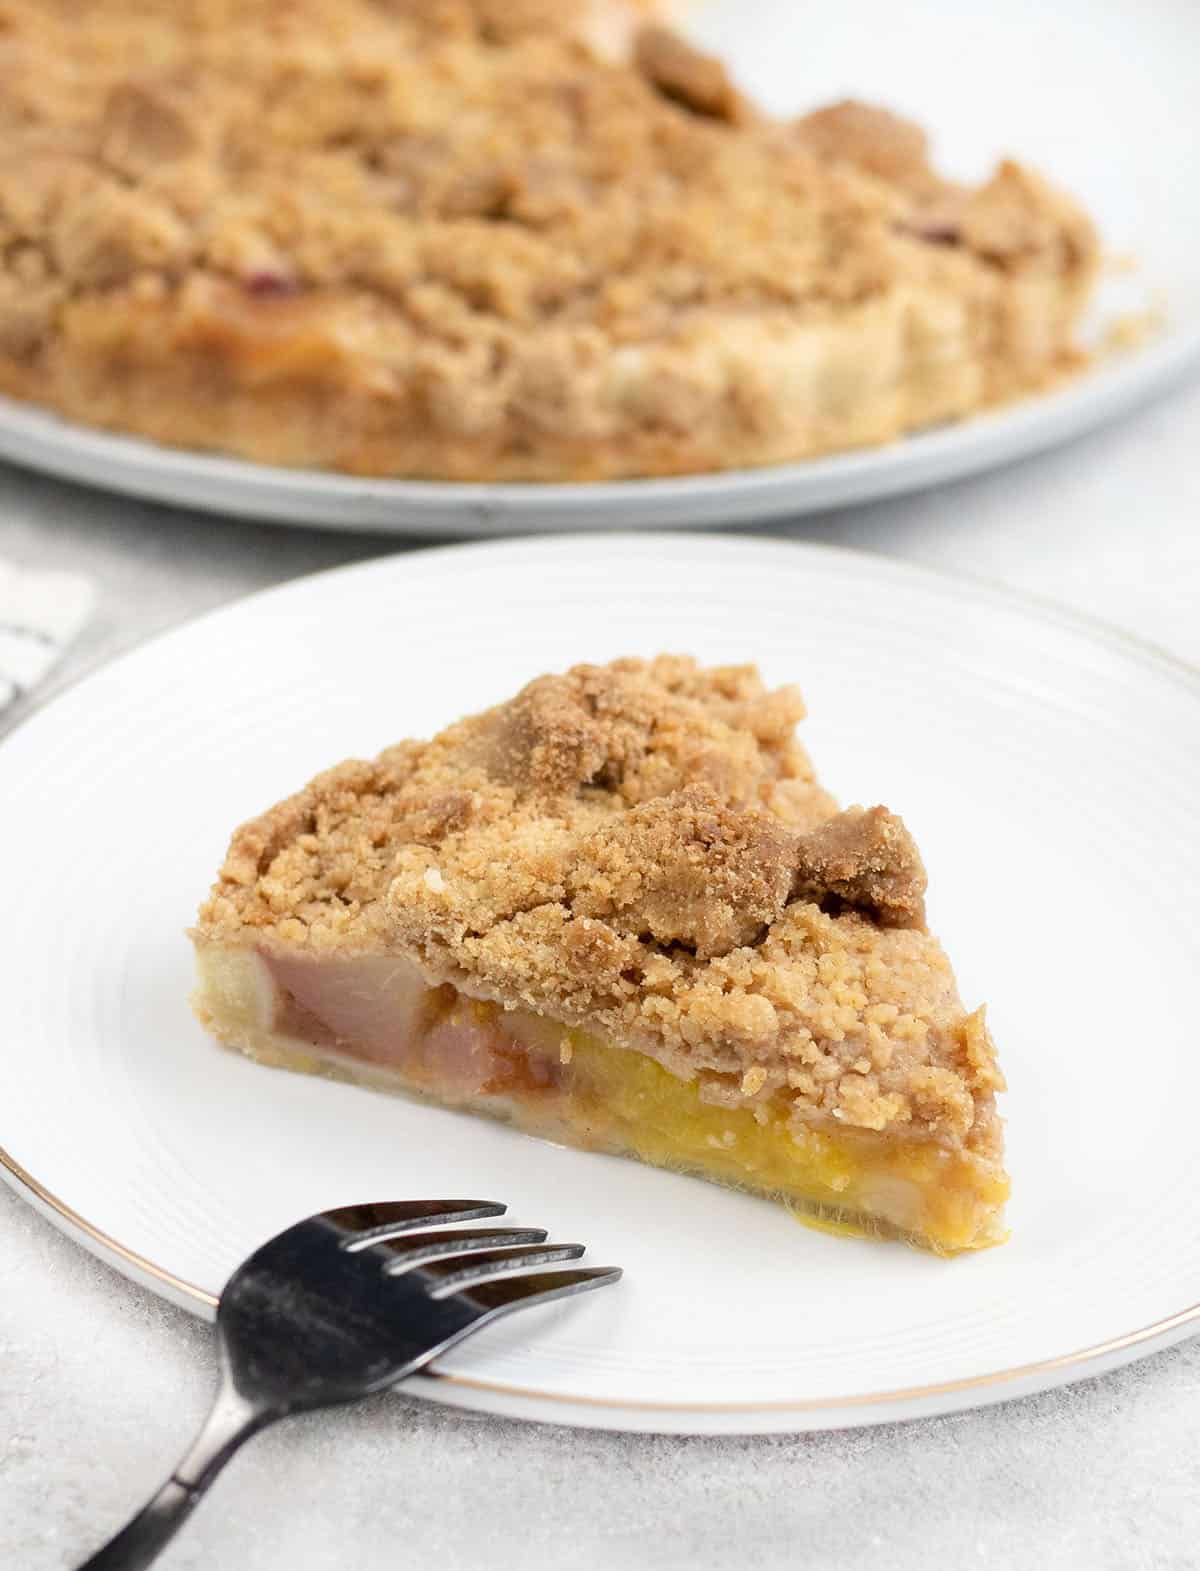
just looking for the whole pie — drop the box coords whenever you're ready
[192,658,1009,1253]
[0,0,1096,480]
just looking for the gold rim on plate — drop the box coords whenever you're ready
[3,1140,1198,1419]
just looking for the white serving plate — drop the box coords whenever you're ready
[2,534,1198,1432]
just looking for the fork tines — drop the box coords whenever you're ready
[327,1199,621,1313]
[331,1199,509,1247]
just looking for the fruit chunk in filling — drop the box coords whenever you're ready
[194,945,1008,1253]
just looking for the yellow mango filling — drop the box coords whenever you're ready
[509,1020,1009,1255]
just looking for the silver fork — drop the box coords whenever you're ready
[77,1199,621,1570]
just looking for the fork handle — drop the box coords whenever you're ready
[77,1380,276,1571]
[75,1478,206,1571]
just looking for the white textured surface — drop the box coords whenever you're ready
[2,368,1200,1559]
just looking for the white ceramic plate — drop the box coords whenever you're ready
[0,0,1195,534]
[3,534,1200,1434]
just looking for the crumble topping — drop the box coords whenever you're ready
[793,101,939,192]
[197,657,1003,1151]
[0,1,1096,479]
[790,805,927,930]
[633,25,746,123]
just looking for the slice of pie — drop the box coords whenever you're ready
[0,1,1096,481]
[191,658,1008,1254]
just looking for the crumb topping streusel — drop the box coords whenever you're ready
[0,1,1096,479]
[197,657,1004,1152]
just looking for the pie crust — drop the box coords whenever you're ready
[192,657,1009,1252]
[0,2,1096,480]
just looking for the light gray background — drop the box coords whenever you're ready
[3,374,1200,1569]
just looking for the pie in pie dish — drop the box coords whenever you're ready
[192,657,1008,1253]
[0,0,1096,481]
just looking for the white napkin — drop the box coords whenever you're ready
[0,558,94,714]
